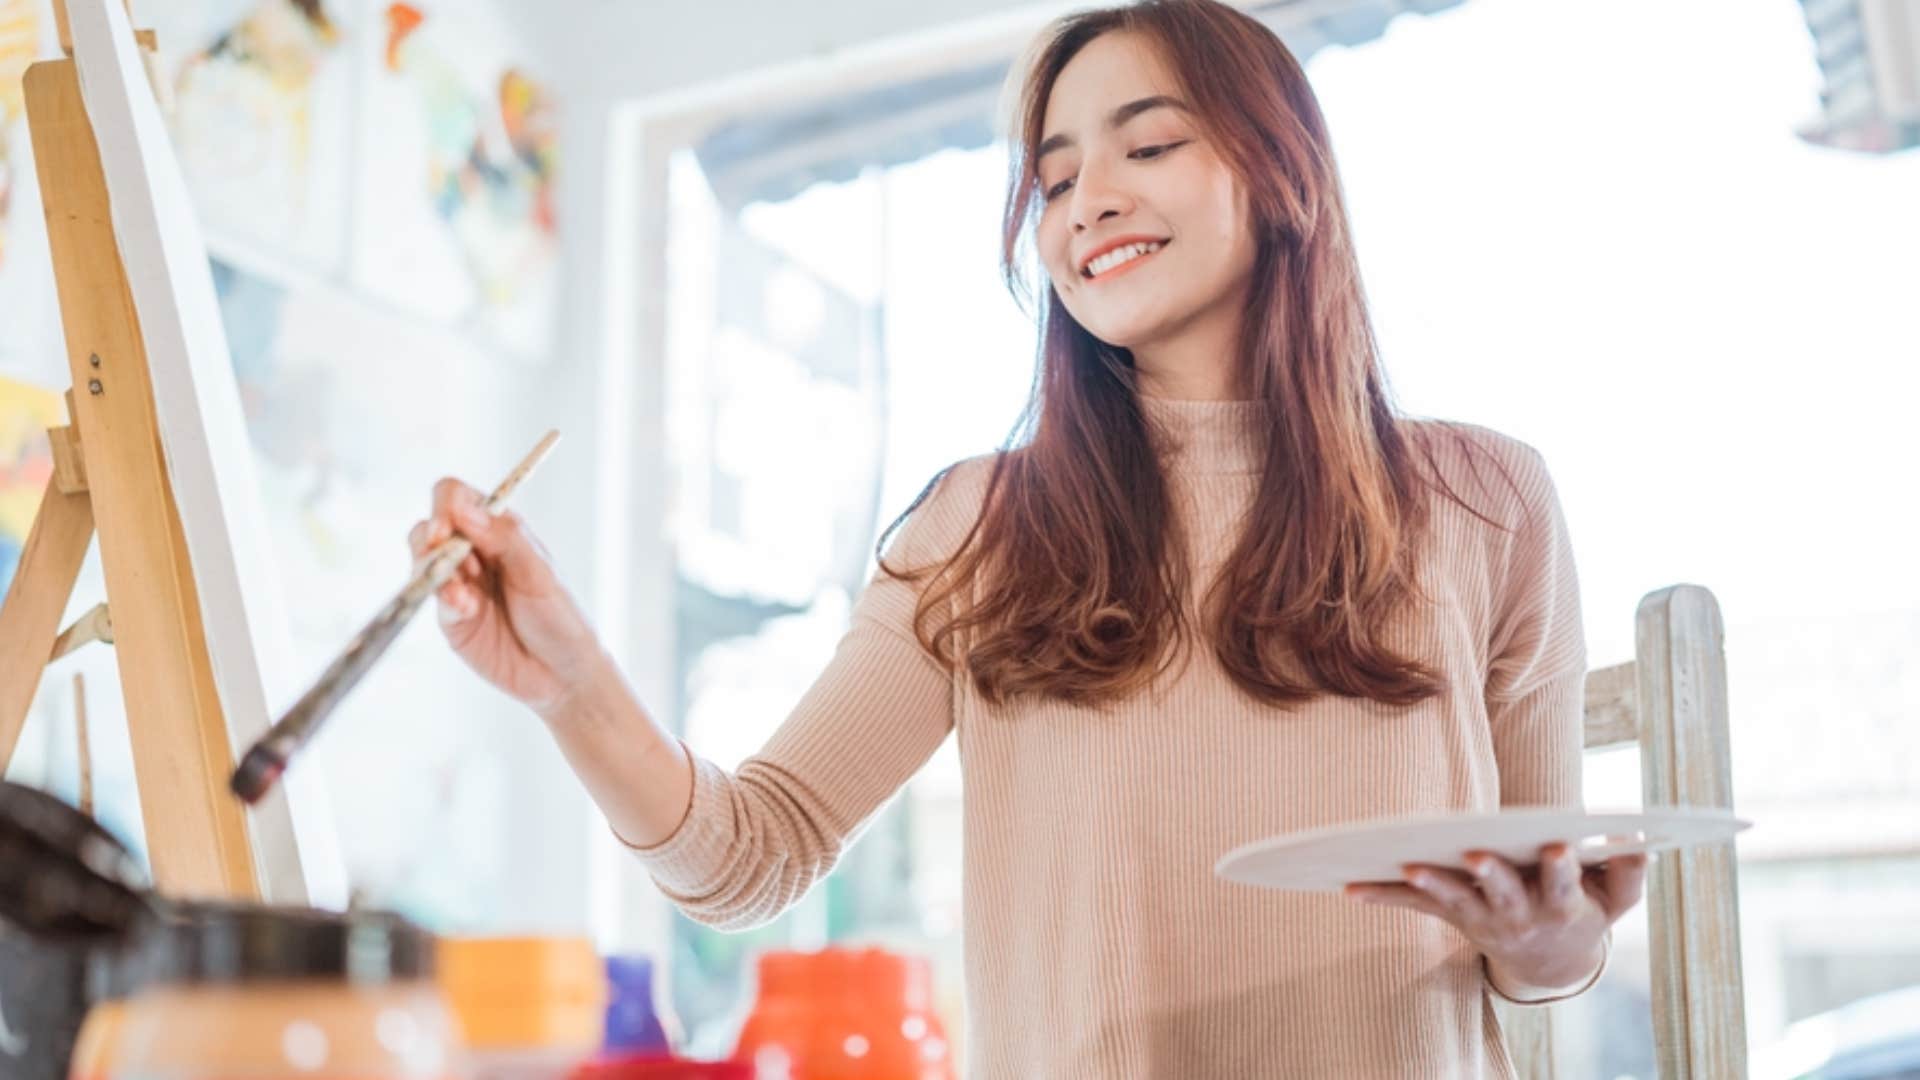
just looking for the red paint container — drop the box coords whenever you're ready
[732,948,953,1080]
[568,1058,751,1080]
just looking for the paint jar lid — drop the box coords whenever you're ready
[753,947,936,1011]
[143,902,436,985]
[438,935,606,1049]
[0,781,151,943]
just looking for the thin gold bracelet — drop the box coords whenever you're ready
[1484,928,1612,1006]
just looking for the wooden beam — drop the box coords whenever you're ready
[52,0,71,54]
[47,424,89,494]
[74,672,93,816]
[0,481,94,773]
[1581,661,1638,750]
[50,601,113,660]
[24,56,260,900]
[1636,585,1747,1079]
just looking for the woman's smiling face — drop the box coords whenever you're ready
[1034,31,1259,367]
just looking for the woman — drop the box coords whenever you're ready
[411,1,1645,1074]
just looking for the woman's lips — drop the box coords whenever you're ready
[1082,240,1169,284]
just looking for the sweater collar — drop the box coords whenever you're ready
[1138,394,1267,476]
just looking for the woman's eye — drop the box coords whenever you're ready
[1041,141,1186,202]
[1130,140,1187,160]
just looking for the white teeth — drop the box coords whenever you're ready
[1085,241,1164,278]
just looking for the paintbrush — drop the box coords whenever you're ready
[230,430,561,805]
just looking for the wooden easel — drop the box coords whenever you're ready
[0,0,265,901]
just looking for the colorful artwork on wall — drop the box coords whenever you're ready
[0,0,40,273]
[158,0,353,271]
[0,374,59,597]
[360,1,557,358]
[0,0,63,390]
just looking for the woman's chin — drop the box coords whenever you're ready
[1079,316,1171,353]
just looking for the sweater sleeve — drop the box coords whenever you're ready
[1483,442,1587,811]
[623,463,981,930]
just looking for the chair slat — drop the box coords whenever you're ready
[1509,586,1748,1080]
[1582,661,1638,750]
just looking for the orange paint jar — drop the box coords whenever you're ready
[107,904,458,1080]
[438,936,607,1080]
[732,948,953,1080]
[66,999,126,1080]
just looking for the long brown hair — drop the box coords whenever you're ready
[880,0,1489,709]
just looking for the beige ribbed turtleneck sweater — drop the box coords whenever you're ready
[631,398,1589,1078]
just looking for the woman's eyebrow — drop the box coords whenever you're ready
[1037,95,1191,162]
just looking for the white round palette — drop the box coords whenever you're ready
[1216,807,1751,892]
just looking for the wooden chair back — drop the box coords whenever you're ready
[1498,584,1748,1079]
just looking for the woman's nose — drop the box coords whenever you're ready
[1069,164,1133,232]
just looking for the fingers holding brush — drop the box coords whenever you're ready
[427,476,485,554]
[405,451,600,709]
[407,514,485,626]
[435,567,486,629]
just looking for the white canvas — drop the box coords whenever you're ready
[68,0,343,907]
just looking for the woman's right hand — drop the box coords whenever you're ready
[408,477,602,714]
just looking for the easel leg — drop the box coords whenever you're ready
[0,483,93,773]
[26,55,261,899]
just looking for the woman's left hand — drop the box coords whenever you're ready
[1344,844,1648,991]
